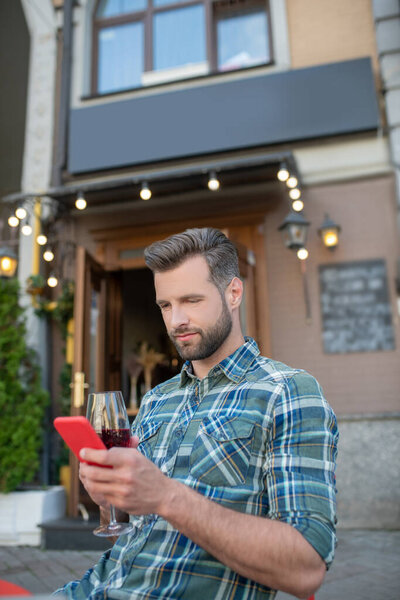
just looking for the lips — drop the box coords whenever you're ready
[175,332,198,342]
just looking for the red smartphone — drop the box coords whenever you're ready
[54,416,107,466]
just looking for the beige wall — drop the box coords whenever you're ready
[286,0,379,74]
[265,175,400,416]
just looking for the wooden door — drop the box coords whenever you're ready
[68,247,122,516]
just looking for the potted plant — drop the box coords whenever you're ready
[0,277,66,545]
[26,273,46,296]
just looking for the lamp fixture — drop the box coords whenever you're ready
[21,220,32,236]
[47,274,58,288]
[8,215,19,228]
[75,191,87,210]
[43,247,55,262]
[37,234,47,246]
[208,171,220,191]
[277,165,289,182]
[278,211,311,251]
[286,176,298,188]
[15,206,27,220]
[140,182,152,200]
[318,214,341,250]
[0,247,18,278]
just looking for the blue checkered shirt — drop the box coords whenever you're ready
[57,338,338,599]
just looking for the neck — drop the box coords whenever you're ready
[191,327,245,379]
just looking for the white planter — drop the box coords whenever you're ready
[0,485,66,545]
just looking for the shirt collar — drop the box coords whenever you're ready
[179,337,260,386]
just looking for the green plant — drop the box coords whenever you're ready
[35,280,74,418]
[34,280,74,342]
[26,273,46,291]
[0,278,49,493]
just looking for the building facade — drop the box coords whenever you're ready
[2,0,400,527]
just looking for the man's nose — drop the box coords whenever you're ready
[170,305,189,330]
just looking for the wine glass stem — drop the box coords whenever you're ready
[110,505,117,527]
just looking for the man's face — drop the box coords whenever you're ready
[154,255,232,361]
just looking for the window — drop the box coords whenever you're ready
[92,0,271,94]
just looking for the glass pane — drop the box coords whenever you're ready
[217,10,269,71]
[153,5,206,71]
[98,22,144,93]
[97,0,146,17]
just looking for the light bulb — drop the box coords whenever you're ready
[8,216,19,228]
[37,234,47,246]
[287,176,298,188]
[292,199,304,212]
[297,248,309,260]
[289,188,301,200]
[47,275,58,288]
[208,172,220,191]
[0,257,12,272]
[277,168,289,182]
[43,248,54,262]
[324,232,338,247]
[140,183,152,200]
[75,193,87,210]
[15,207,27,220]
[21,223,32,236]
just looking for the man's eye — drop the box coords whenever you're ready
[187,298,200,303]
[159,304,170,311]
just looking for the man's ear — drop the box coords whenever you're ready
[227,277,243,309]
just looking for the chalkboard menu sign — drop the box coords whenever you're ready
[319,259,395,354]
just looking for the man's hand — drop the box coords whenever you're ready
[79,435,143,511]
[78,437,175,516]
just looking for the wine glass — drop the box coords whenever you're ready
[86,391,134,537]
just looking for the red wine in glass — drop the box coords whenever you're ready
[101,428,130,449]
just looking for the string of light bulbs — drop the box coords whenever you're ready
[277,163,304,212]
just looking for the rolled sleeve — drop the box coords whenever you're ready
[265,371,338,568]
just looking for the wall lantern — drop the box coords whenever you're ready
[0,247,18,278]
[318,214,341,250]
[278,211,310,251]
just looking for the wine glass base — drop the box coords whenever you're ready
[93,521,134,537]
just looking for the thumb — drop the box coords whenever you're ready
[130,435,140,449]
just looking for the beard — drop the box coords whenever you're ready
[169,298,232,361]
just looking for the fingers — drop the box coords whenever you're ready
[130,435,140,448]
[80,447,109,464]
[80,446,138,466]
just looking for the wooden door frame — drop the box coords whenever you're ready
[69,247,107,516]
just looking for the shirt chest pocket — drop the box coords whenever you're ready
[189,416,255,487]
[137,420,163,461]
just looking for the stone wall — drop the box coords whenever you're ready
[336,414,400,529]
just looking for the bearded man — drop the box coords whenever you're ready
[57,227,338,600]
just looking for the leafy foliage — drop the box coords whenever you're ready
[0,278,49,493]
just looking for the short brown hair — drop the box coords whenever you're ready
[144,228,240,293]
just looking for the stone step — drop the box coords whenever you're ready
[39,517,111,551]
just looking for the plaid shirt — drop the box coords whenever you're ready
[57,338,338,599]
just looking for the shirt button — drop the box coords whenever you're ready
[175,429,183,438]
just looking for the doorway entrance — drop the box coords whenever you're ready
[120,268,181,414]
